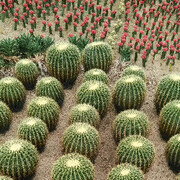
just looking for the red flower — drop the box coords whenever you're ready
[54,8,58,13]
[47,22,52,27]
[29,29,34,34]
[91,30,96,34]
[68,33,74,37]
[73,22,77,26]
[42,20,46,25]
[118,42,123,47]
[13,18,18,22]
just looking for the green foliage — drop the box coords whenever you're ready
[51,153,95,180]
[76,80,111,116]
[107,163,144,180]
[62,123,100,160]
[0,175,13,180]
[159,100,180,139]
[46,42,81,84]
[113,110,149,143]
[27,96,60,131]
[18,117,48,149]
[36,77,64,106]
[69,104,100,128]
[120,46,132,62]
[166,134,180,171]
[154,73,180,112]
[0,56,15,70]
[15,59,39,89]
[0,101,12,131]
[116,135,155,172]
[83,68,109,84]
[0,139,38,179]
[113,75,146,112]
[82,41,113,72]
[0,77,26,111]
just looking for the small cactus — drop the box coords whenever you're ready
[0,176,13,180]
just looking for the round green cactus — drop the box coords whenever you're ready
[82,41,113,72]
[0,176,13,180]
[36,77,64,106]
[27,96,60,131]
[0,101,12,131]
[116,135,155,172]
[159,100,180,139]
[122,65,146,81]
[76,80,111,116]
[45,42,81,84]
[107,163,145,180]
[83,68,109,84]
[166,134,180,171]
[113,75,146,112]
[69,104,100,128]
[0,139,38,179]
[62,123,100,160]
[51,153,95,180]
[15,59,39,89]
[113,110,150,143]
[0,77,26,111]
[154,73,180,112]
[18,117,49,148]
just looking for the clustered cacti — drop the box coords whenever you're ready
[51,153,95,180]
[36,77,64,106]
[46,42,81,84]
[107,163,145,180]
[154,73,180,112]
[0,139,38,179]
[27,96,60,131]
[69,104,100,128]
[113,110,150,143]
[0,77,26,111]
[15,59,39,89]
[0,176,13,180]
[113,75,146,112]
[107,31,118,49]
[116,135,155,172]
[82,41,113,72]
[18,117,49,149]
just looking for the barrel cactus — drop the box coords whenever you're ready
[83,69,109,84]
[154,73,180,112]
[18,117,48,149]
[166,134,180,171]
[122,65,146,81]
[82,41,113,72]
[27,96,60,131]
[36,77,64,106]
[0,77,26,111]
[116,135,155,172]
[0,101,12,131]
[62,122,100,160]
[113,75,146,112]
[0,139,38,179]
[45,42,81,84]
[69,104,100,128]
[51,153,95,180]
[0,176,13,180]
[107,163,145,180]
[15,59,39,89]
[113,110,150,143]
[76,80,111,116]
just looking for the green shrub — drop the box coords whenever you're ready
[82,41,113,72]
[18,117,48,149]
[107,163,144,180]
[46,42,81,84]
[69,104,100,128]
[122,65,146,81]
[83,69,109,84]
[36,77,64,106]
[0,101,12,132]
[76,81,111,116]
[113,75,146,112]
[15,59,39,89]
[154,73,180,112]
[116,135,155,172]
[0,175,13,180]
[113,110,149,143]
[0,77,26,111]
[51,153,95,180]
[27,96,60,131]
[119,46,132,62]
[0,139,38,179]
[62,123,100,160]
[166,134,180,171]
